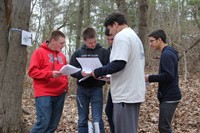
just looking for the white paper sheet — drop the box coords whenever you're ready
[76,58,102,73]
[59,64,81,75]
[76,57,103,82]
[21,30,32,46]
[78,75,90,82]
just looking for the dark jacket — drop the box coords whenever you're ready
[107,46,112,55]
[149,46,182,102]
[70,43,109,88]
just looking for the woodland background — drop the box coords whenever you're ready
[0,0,199,133]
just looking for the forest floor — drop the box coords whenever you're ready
[22,74,200,133]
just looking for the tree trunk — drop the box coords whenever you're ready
[137,0,149,63]
[0,0,9,85]
[0,0,31,132]
[183,52,188,82]
[116,0,132,26]
[85,0,91,27]
[76,0,84,50]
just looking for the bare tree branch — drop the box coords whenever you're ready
[179,38,200,60]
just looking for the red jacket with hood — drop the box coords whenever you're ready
[28,41,68,97]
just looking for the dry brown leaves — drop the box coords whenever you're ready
[22,75,200,133]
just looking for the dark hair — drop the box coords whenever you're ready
[82,27,96,40]
[104,28,111,36]
[49,30,65,41]
[148,30,167,43]
[104,11,127,27]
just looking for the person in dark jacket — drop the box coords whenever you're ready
[70,27,109,133]
[145,29,182,133]
[104,28,115,133]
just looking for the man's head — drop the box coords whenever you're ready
[148,30,167,51]
[48,30,66,52]
[105,28,114,46]
[82,27,97,49]
[104,11,127,37]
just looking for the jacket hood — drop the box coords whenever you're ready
[40,41,59,53]
[81,43,102,50]
[163,46,179,61]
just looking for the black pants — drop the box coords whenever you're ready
[159,102,179,133]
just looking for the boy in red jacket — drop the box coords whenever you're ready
[28,30,68,133]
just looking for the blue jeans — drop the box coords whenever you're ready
[105,90,114,133]
[30,92,66,133]
[159,102,179,133]
[76,86,105,133]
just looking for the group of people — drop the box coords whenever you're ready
[28,11,182,133]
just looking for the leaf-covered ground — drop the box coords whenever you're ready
[22,75,199,133]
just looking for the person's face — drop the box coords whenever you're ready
[107,22,118,37]
[149,37,161,51]
[105,35,114,46]
[52,37,66,52]
[84,37,97,49]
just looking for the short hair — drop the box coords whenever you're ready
[82,27,96,40]
[104,28,111,36]
[148,30,167,43]
[104,11,127,27]
[49,30,65,41]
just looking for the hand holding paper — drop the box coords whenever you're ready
[78,71,92,82]
[76,58,103,82]
[53,71,62,78]
[98,74,111,82]
[76,58,102,73]
[59,64,81,75]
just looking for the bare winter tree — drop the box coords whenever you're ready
[137,0,149,60]
[116,0,132,26]
[85,0,91,27]
[0,0,31,132]
[75,0,84,50]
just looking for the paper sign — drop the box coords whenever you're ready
[21,30,32,46]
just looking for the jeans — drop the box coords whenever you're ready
[158,102,179,133]
[105,90,114,133]
[77,86,105,133]
[31,92,66,133]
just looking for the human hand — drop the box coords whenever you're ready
[98,75,110,82]
[145,74,149,82]
[53,71,62,78]
[81,71,92,77]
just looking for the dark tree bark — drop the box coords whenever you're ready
[137,0,149,62]
[85,0,91,27]
[75,0,84,50]
[116,0,132,26]
[0,0,31,132]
